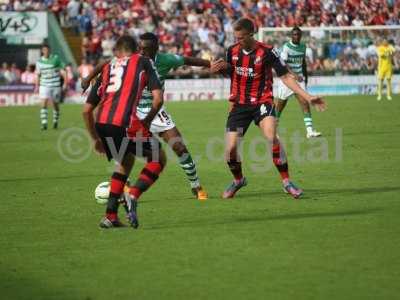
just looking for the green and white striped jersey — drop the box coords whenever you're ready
[36,54,64,88]
[138,52,184,114]
[279,41,306,76]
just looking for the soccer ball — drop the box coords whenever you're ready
[95,181,110,205]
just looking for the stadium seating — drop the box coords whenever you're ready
[0,0,399,85]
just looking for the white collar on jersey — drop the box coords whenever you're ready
[242,49,255,55]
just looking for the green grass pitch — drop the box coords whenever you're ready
[0,95,399,300]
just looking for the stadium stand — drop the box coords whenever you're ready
[1,0,399,86]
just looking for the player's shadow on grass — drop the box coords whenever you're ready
[0,174,109,183]
[240,186,400,199]
[145,208,382,230]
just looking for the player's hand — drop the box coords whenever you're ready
[210,58,227,73]
[34,85,39,93]
[93,138,105,155]
[81,77,90,92]
[308,96,326,112]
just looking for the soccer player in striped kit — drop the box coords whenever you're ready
[82,33,211,200]
[83,35,165,229]
[275,26,322,138]
[211,18,326,199]
[35,44,66,130]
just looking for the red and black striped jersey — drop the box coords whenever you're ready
[86,53,161,127]
[226,41,288,105]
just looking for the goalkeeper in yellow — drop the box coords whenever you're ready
[376,39,395,101]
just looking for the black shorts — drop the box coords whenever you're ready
[95,123,161,162]
[226,103,276,135]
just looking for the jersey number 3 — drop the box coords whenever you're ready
[106,65,124,93]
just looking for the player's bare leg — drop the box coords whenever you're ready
[222,131,247,199]
[40,98,49,130]
[159,127,208,200]
[259,116,303,199]
[296,95,321,138]
[386,78,392,100]
[52,101,60,129]
[377,79,383,101]
[274,98,288,121]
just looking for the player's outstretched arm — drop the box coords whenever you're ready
[142,57,164,128]
[210,59,231,76]
[34,73,40,93]
[82,79,104,154]
[183,57,211,68]
[142,89,164,128]
[280,73,326,111]
[82,103,104,154]
[81,59,109,92]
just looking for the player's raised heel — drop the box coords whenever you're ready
[125,195,139,229]
[222,177,247,199]
[99,217,126,229]
[283,181,303,199]
[192,186,208,200]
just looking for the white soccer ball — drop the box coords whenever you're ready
[95,181,110,205]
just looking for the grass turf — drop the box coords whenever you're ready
[0,95,399,300]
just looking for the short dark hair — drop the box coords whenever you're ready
[41,43,50,49]
[140,32,159,45]
[115,35,138,52]
[292,26,302,33]
[233,18,255,34]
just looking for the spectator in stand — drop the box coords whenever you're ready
[90,31,102,61]
[1,0,399,77]
[78,8,93,36]
[10,63,21,83]
[352,15,364,27]
[0,63,8,84]
[66,0,80,32]
[101,30,115,59]
[81,36,91,60]
[21,65,36,84]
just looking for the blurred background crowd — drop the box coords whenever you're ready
[1,0,399,87]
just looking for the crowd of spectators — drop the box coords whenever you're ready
[1,0,399,83]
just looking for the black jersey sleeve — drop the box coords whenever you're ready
[266,47,289,77]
